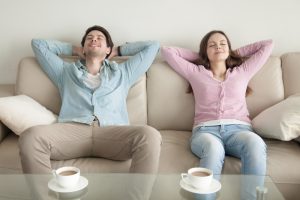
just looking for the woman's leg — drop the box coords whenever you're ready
[224,125,267,175]
[190,126,225,176]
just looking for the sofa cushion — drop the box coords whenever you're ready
[246,56,284,118]
[281,52,300,97]
[252,94,300,141]
[147,59,195,131]
[0,95,57,135]
[15,57,147,125]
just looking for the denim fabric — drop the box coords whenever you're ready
[31,39,159,126]
[191,124,267,176]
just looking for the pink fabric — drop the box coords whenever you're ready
[161,40,274,126]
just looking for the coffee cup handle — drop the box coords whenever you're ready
[52,169,57,178]
[181,173,192,185]
[181,173,188,180]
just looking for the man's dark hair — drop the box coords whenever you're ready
[81,25,114,58]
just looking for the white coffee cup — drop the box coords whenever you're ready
[52,166,80,188]
[181,167,213,189]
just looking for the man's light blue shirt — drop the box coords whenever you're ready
[31,39,159,126]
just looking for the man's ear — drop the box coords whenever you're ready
[106,47,111,55]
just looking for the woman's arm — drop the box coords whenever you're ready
[237,39,274,77]
[161,46,199,79]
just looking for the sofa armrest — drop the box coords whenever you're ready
[0,84,15,142]
[0,84,15,97]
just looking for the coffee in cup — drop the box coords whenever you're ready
[52,166,80,188]
[181,167,213,189]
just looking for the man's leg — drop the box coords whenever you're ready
[19,122,92,173]
[91,125,162,173]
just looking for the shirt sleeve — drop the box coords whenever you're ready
[118,41,159,87]
[237,39,274,77]
[31,39,73,87]
[161,46,199,80]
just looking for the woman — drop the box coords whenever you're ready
[161,30,273,176]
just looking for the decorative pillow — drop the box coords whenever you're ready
[0,95,57,135]
[252,94,300,141]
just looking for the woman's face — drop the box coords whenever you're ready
[206,33,229,63]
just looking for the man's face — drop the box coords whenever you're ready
[83,30,111,58]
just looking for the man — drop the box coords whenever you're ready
[19,25,161,174]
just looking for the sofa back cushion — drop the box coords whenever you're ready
[281,52,300,98]
[147,56,284,131]
[15,57,147,125]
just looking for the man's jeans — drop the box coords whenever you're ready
[191,124,267,176]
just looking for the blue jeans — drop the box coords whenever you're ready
[191,124,267,176]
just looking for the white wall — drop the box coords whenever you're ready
[1,0,300,84]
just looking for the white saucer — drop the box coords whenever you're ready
[180,177,221,194]
[48,176,88,193]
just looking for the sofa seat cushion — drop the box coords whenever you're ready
[266,139,300,184]
[0,134,22,174]
[158,130,198,173]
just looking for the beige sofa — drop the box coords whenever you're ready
[0,53,300,200]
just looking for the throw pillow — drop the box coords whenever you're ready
[0,95,57,135]
[252,94,300,141]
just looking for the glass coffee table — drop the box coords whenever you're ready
[0,174,285,199]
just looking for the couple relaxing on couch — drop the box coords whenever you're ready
[19,25,273,179]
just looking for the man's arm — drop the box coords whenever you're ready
[72,46,85,59]
[31,39,73,87]
[108,46,119,59]
[118,41,160,87]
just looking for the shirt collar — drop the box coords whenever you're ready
[75,59,118,73]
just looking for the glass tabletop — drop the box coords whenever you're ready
[0,173,285,200]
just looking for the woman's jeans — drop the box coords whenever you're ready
[191,124,267,176]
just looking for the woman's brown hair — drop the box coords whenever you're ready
[188,30,252,96]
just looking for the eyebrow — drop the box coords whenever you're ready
[208,40,227,44]
[87,34,105,38]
